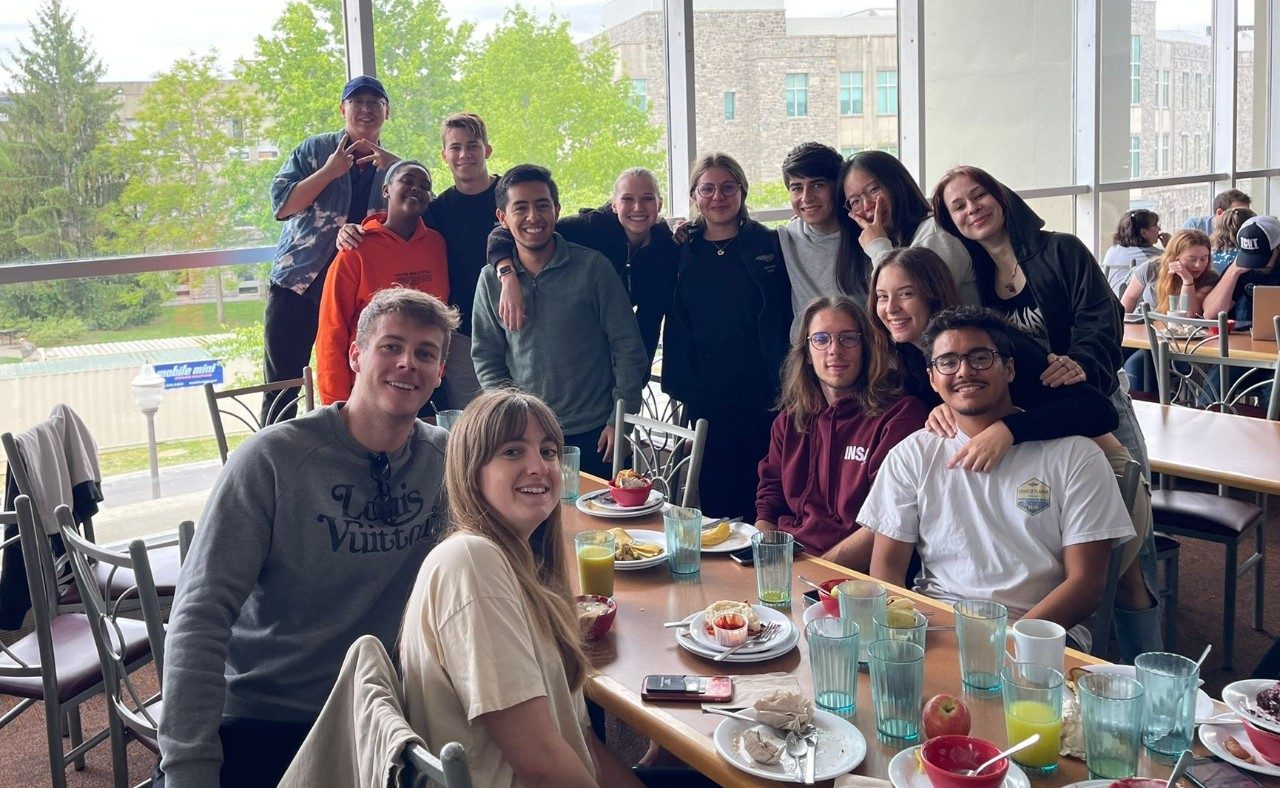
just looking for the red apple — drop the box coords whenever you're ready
[921,693,971,739]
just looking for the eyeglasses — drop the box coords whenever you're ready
[808,330,861,350]
[844,183,883,213]
[695,181,740,199]
[928,348,1004,375]
[368,452,395,525]
[345,97,387,110]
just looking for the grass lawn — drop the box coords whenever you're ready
[58,300,265,347]
[100,433,251,477]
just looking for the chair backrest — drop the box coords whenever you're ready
[0,497,52,684]
[610,399,708,509]
[205,366,315,462]
[1089,458,1144,659]
[1144,309,1280,417]
[1,428,95,542]
[400,741,473,788]
[58,506,165,742]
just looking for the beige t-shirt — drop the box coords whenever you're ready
[401,533,595,787]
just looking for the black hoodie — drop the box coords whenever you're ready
[958,189,1124,396]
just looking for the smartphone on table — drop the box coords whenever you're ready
[641,674,733,703]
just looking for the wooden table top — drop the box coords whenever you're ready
[564,477,1240,786]
[1135,400,1280,496]
[1122,322,1279,364]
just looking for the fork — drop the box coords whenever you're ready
[715,622,782,662]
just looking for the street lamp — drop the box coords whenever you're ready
[130,363,165,500]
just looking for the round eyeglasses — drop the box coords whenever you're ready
[695,182,740,199]
[808,330,861,350]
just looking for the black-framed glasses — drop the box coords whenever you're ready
[843,183,883,213]
[928,348,1004,375]
[368,452,395,525]
[808,330,861,350]
[694,181,740,199]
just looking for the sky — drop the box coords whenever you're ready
[0,0,1233,84]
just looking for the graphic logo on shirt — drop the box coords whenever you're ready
[843,444,868,462]
[1016,478,1051,515]
[316,482,440,554]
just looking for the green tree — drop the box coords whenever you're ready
[0,0,122,261]
[458,7,664,208]
[99,51,268,322]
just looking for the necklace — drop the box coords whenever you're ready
[999,264,1023,295]
[709,236,737,256]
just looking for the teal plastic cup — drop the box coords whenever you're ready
[1135,651,1198,757]
[868,638,925,747]
[807,617,859,718]
[836,579,885,662]
[953,599,1007,695]
[560,446,580,499]
[1078,672,1146,780]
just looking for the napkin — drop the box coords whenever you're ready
[1060,689,1085,760]
[702,671,803,712]
[833,777,891,787]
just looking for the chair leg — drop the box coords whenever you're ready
[107,704,129,788]
[67,707,85,770]
[1224,541,1238,672]
[1254,514,1266,630]
[45,699,68,788]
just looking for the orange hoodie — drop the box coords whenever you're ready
[315,213,449,404]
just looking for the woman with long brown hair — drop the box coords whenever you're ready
[1119,228,1219,317]
[755,295,927,569]
[400,389,640,788]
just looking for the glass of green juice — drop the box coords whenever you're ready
[750,531,793,606]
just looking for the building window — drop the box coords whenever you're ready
[1159,133,1170,174]
[1181,134,1189,169]
[1194,72,1204,108]
[1130,135,1140,176]
[1180,71,1189,106]
[839,71,863,116]
[1194,133,1202,169]
[840,146,861,158]
[629,79,648,112]
[1159,70,1170,108]
[785,73,808,118]
[1130,35,1141,105]
[724,91,735,120]
[876,70,898,115]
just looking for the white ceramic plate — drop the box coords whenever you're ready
[887,745,1030,788]
[675,616,800,664]
[612,529,668,570]
[1083,664,1213,719]
[575,488,664,518]
[1222,679,1280,735]
[712,707,866,783]
[1199,721,1280,777]
[700,518,760,553]
[687,605,794,654]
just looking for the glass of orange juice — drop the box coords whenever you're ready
[1001,662,1064,776]
[575,531,616,597]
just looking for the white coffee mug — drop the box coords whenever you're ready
[1005,618,1066,674]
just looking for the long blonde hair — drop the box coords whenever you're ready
[1155,229,1218,314]
[443,389,590,691]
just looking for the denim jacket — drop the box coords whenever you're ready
[269,131,389,294]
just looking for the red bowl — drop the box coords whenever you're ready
[575,594,617,640]
[608,481,653,507]
[1209,319,1238,335]
[818,579,843,617]
[1243,717,1280,764]
[921,735,1009,788]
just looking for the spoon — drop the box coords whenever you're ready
[1193,643,1212,671]
[965,733,1039,777]
[797,575,827,593]
[1165,749,1193,787]
[784,730,810,783]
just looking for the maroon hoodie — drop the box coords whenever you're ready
[755,395,928,553]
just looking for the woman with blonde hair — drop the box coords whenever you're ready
[663,152,792,518]
[400,389,641,788]
[1210,205,1256,273]
[1119,229,1219,317]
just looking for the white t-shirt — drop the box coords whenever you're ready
[857,429,1134,649]
[400,533,595,787]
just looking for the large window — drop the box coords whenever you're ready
[875,69,898,114]
[785,72,809,118]
[840,70,864,116]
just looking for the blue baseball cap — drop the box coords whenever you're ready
[341,75,388,103]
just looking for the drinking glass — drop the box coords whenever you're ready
[873,608,927,651]
[807,617,858,718]
[560,446,580,500]
[435,409,463,431]
[574,531,615,597]
[751,531,793,606]
[1001,663,1064,776]
[868,638,925,746]
[953,599,1007,694]
[836,579,885,662]
[1135,651,1198,756]
[662,506,702,575]
[1078,672,1146,780]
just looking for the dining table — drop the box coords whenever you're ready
[1122,322,1279,366]
[564,475,1268,786]
[1134,400,1280,496]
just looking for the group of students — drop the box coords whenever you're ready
[156,69,1265,787]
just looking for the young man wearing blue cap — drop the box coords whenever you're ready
[261,75,401,422]
[1204,214,1280,321]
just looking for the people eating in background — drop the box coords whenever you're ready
[1210,205,1256,273]
[1118,228,1218,318]
[1101,209,1165,298]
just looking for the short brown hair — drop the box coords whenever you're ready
[440,112,489,146]
[354,287,461,358]
[1214,188,1251,213]
[689,152,750,224]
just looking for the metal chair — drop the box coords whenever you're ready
[0,496,151,788]
[400,741,473,788]
[1144,310,1280,418]
[1089,459,1142,659]
[204,366,315,463]
[610,399,708,508]
[59,507,188,788]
